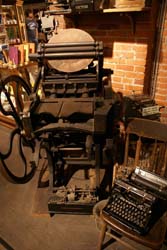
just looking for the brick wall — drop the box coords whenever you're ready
[63,11,155,97]
[55,4,167,122]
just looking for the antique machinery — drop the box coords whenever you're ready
[123,93,162,126]
[0,28,121,214]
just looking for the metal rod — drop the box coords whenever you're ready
[44,74,96,79]
[42,46,101,53]
[41,41,101,48]
[43,79,97,84]
[29,52,102,60]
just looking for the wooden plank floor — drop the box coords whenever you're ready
[0,125,167,250]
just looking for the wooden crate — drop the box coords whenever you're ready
[109,0,145,8]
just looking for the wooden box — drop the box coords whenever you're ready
[109,0,145,8]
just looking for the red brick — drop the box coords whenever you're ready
[131,59,146,66]
[112,83,124,89]
[161,43,167,50]
[112,76,122,82]
[157,71,167,77]
[134,66,145,73]
[125,85,143,92]
[113,58,127,64]
[116,65,134,71]
[113,43,134,51]
[122,78,134,84]
[124,72,144,79]
[134,79,144,85]
[156,83,167,89]
[135,52,147,59]
[113,51,134,58]
[156,89,167,95]
[158,65,167,71]
[134,46,148,53]
[113,70,125,77]
[155,95,167,102]
[105,58,120,64]
[157,77,167,83]
[160,51,167,58]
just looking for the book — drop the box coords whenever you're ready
[23,43,29,64]
[15,44,24,65]
[8,45,19,66]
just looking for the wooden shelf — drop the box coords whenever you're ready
[45,6,151,15]
[103,7,151,13]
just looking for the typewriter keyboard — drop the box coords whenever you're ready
[103,192,152,234]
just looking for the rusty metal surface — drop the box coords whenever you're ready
[48,28,94,72]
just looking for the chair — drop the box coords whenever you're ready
[113,118,167,181]
[98,212,167,250]
[97,118,167,250]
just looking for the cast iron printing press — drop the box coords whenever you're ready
[0,28,122,214]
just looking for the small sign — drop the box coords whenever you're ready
[142,105,160,116]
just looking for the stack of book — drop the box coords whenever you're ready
[7,42,35,68]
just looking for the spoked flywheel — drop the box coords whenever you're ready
[0,75,37,183]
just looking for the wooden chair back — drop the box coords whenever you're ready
[116,118,167,179]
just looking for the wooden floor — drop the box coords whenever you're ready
[0,125,167,250]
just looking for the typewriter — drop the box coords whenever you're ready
[26,28,120,215]
[123,94,161,125]
[103,167,167,235]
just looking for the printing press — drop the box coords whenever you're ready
[0,28,123,214]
